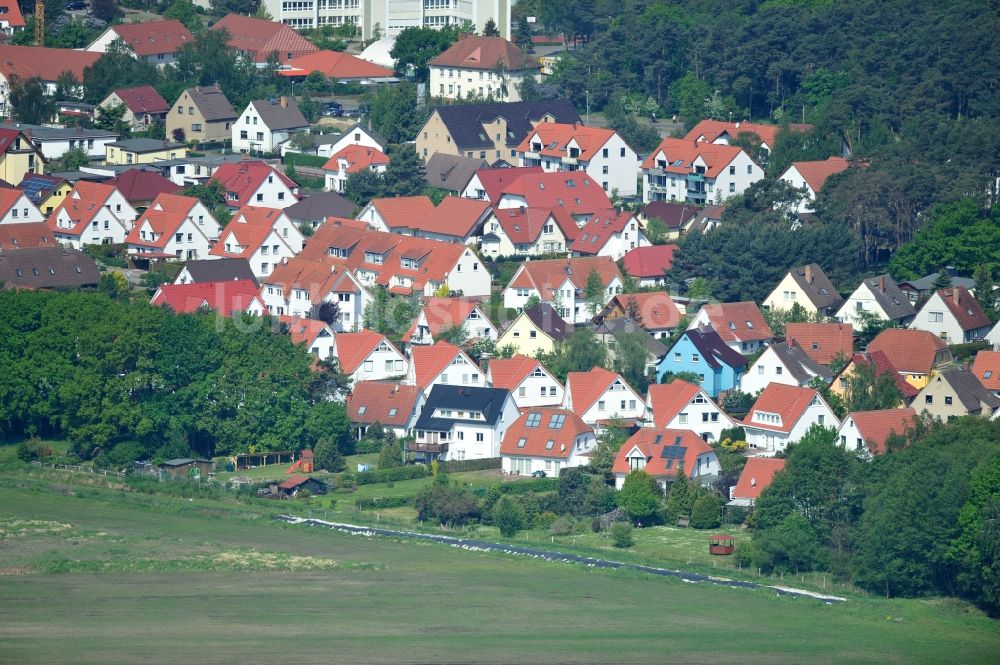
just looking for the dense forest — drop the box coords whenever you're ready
[519,0,1000,294]
[0,290,352,465]
[748,419,1000,616]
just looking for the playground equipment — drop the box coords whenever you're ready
[286,449,314,474]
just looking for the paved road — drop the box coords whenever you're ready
[276,515,847,603]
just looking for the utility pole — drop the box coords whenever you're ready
[585,90,589,125]
[34,0,44,46]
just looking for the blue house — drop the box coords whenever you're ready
[656,327,748,398]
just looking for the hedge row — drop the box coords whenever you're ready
[355,464,430,485]
[355,496,410,510]
[440,457,501,473]
[284,152,329,168]
[495,477,559,494]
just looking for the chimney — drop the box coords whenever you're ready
[804,264,813,284]
[879,275,886,294]
[280,96,288,108]
[735,121,741,129]
[952,288,960,305]
[750,477,756,486]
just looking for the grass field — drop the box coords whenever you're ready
[0,471,998,664]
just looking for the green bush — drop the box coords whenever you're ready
[16,438,52,462]
[283,152,328,168]
[950,341,990,361]
[492,495,527,537]
[690,494,722,529]
[611,522,634,548]
[440,457,501,473]
[355,464,430,485]
[355,439,383,454]
[355,496,410,509]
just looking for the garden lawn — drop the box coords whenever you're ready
[0,473,998,664]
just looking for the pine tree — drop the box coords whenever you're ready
[665,463,692,522]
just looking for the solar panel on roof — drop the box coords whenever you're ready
[661,444,686,459]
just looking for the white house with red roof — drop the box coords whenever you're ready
[742,384,840,455]
[910,286,993,344]
[427,35,537,103]
[516,122,639,196]
[323,145,389,193]
[0,1,25,36]
[570,209,649,260]
[407,341,486,396]
[279,50,395,83]
[359,195,496,246]
[210,161,299,210]
[99,86,171,131]
[486,354,564,409]
[403,296,497,346]
[729,457,786,507]
[500,408,596,477]
[0,188,44,225]
[87,20,194,66]
[494,171,615,224]
[685,120,812,153]
[48,181,137,248]
[210,206,303,279]
[332,329,408,383]
[311,123,387,160]
[971,351,1000,393]
[596,292,684,339]
[462,166,543,201]
[503,256,623,325]
[779,157,850,213]
[689,301,774,353]
[210,14,318,67]
[645,380,735,443]
[280,315,335,360]
[125,193,220,261]
[837,408,917,457]
[346,381,424,439]
[261,260,372,330]
[612,428,720,491]
[150,279,266,316]
[621,244,678,288]
[641,137,763,204]
[563,367,646,428]
[0,45,100,116]
[481,206,576,258]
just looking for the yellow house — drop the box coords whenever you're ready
[18,174,71,216]
[0,126,46,184]
[105,138,187,166]
[38,180,72,216]
[496,304,570,357]
[762,263,843,317]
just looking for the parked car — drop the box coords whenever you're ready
[66,0,87,9]
[532,470,547,478]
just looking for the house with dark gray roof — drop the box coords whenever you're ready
[174,258,258,286]
[836,274,917,328]
[915,365,1000,420]
[167,86,237,144]
[594,317,667,373]
[741,340,833,394]
[424,153,488,193]
[410,385,519,463]
[764,263,843,316]
[656,326,748,398]
[416,100,581,163]
[496,303,571,357]
[897,271,977,303]
[233,97,310,154]
[283,192,356,229]
[0,247,100,289]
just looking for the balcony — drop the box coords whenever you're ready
[648,182,668,194]
[562,155,578,165]
[686,173,705,183]
[406,442,449,454]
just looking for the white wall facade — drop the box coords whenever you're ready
[508,369,564,409]
[442,246,491,297]
[643,150,763,204]
[233,101,309,154]
[909,291,979,344]
[647,390,735,443]
[129,217,214,260]
[429,65,531,103]
[740,348,802,395]
[778,164,818,213]
[744,398,838,455]
[502,433,598,477]
[835,283,889,327]
[343,338,408,382]
[0,194,44,225]
[86,27,183,66]
[567,379,646,427]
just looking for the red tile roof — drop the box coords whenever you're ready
[210,206,288,259]
[500,408,591,459]
[647,380,700,428]
[0,45,100,82]
[507,256,621,302]
[731,457,786,501]
[744,384,821,434]
[369,195,435,227]
[641,138,746,177]
[108,169,180,202]
[210,161,298,206]
[621,244,678,279]
[322,145,389,173]
[264,261,360,305]
[971,351,1000,391]
[47,181,118,235]
[0,1,25,28]
[785,322,854,365]
[493,207,558,244]
[415,196,492,238]
[347,381,420,426]
[516,122,618,162]
[211,14,318,65]
[846,408,917,455]
[867,328,948,375]
[472,166,543,204]
[499,171,613,217]
[844,351,919,400]
[125,193,200,249]
[150,279,265,315]
[410,341,474,389]
[604,292,683,331]
[570,209,636,255]
[428,35,534,71]
[279,474,313,490]
[280,49,394,79]
[934,287,992,332]
[787,157,849,193]
[684,120,812,150]
[279,315,332,348]
[487,354,555,392]
[334,329,397,374]
[110,85,170,115]
[566,367,632,414]
[611,428,715,480]
[0,222,54,250]
[107,20,193,57]
[698,302,773,343]
[0,187,33,218]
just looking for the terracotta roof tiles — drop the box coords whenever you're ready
[621,244,678,279]
[500,408,591,459]
[428,35,535,71]
[334,329,397,374]
[347,381,420,426]
[731,457,786,501]
[972,350,1000,391]
[744,384,822,434]
[845,408,917,455]
[785,322,854,365]
[611,428,715,480]
[867,329,949,375]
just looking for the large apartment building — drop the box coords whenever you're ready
[259,0,511,39]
